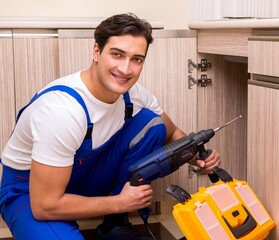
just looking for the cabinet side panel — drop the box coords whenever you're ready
[247,84,279,239]
[0,38,15,228]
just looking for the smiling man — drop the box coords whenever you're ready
[0,13,220,240]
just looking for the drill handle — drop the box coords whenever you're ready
[196,147,220,183]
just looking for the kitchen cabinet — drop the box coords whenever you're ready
[248,35,279,240]
[0,30,15,229]
[189,21,279,238]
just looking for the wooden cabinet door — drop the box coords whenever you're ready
[58,33,94,77]
[138,35,198,200]
[248,37,279,77]
[247,84,279,239]
[0,30,15,228]
[196,54,248,188]
[0,32,15,155]
[12,30,60,111]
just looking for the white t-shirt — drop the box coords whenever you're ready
[2,71,163,170]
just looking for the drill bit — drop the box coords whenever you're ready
[214,115,242,132]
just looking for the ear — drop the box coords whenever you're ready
[93,43,100,62]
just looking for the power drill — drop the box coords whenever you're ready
[129,115,242,186]
[128,116,242,239]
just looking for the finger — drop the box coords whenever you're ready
[138,184,152,191]
[196,160,205,168]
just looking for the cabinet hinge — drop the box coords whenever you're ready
[188,59,212,73]
[188,165,203,178]
[188,74,212,89]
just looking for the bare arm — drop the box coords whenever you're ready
[30,160,153,221]
[160,112,185,143]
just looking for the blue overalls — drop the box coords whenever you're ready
[0,85,166,240]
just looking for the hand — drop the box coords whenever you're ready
[196,149,221,174]
[117,182,153,213]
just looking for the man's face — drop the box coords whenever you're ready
[92,35,147,103]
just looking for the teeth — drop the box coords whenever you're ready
[115,75,129,82]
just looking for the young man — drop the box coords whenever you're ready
[0,13,220,240]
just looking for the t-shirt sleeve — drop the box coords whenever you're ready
[30,97,87,167]
[130,83,163,115]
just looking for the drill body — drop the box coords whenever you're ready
[129,128,215,186]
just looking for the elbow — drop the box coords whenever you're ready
[30,202,56,221]
[31,207,50,221]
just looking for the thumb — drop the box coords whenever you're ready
[196,160,205,168]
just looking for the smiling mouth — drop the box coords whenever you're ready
[112,73,131,84]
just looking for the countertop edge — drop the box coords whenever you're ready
[0,18,165,29]
[188,18,279,30]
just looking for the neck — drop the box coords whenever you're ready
[81,65,119,104]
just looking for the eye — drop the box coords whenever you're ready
[133,57,144,64]
[111,52,122,58]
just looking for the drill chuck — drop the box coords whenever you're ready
[190,129,215,146]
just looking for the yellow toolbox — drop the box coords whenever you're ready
[167,167,275,240]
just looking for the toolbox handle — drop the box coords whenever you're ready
[210,167,233,183]
[223,205,257,238]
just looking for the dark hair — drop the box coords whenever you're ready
[94,13,154,53]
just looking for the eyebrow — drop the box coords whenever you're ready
[110,47,146,59]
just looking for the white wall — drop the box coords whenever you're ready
[0,0,190,29]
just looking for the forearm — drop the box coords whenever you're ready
[30,160,127,221]
[168,127,186,142]
[31,193,123,221]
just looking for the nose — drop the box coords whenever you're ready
[118,59,132,75]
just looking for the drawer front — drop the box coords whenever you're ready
[198,28,251,57]
[248,37,279,77]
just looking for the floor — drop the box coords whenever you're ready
[0,201,186,240]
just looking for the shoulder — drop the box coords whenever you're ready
[129,82,152,101]
[129,82,163,115]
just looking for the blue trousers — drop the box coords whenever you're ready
[0,109,166,240]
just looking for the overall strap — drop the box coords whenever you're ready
[123,92,133,119]
[16,85,93,140]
